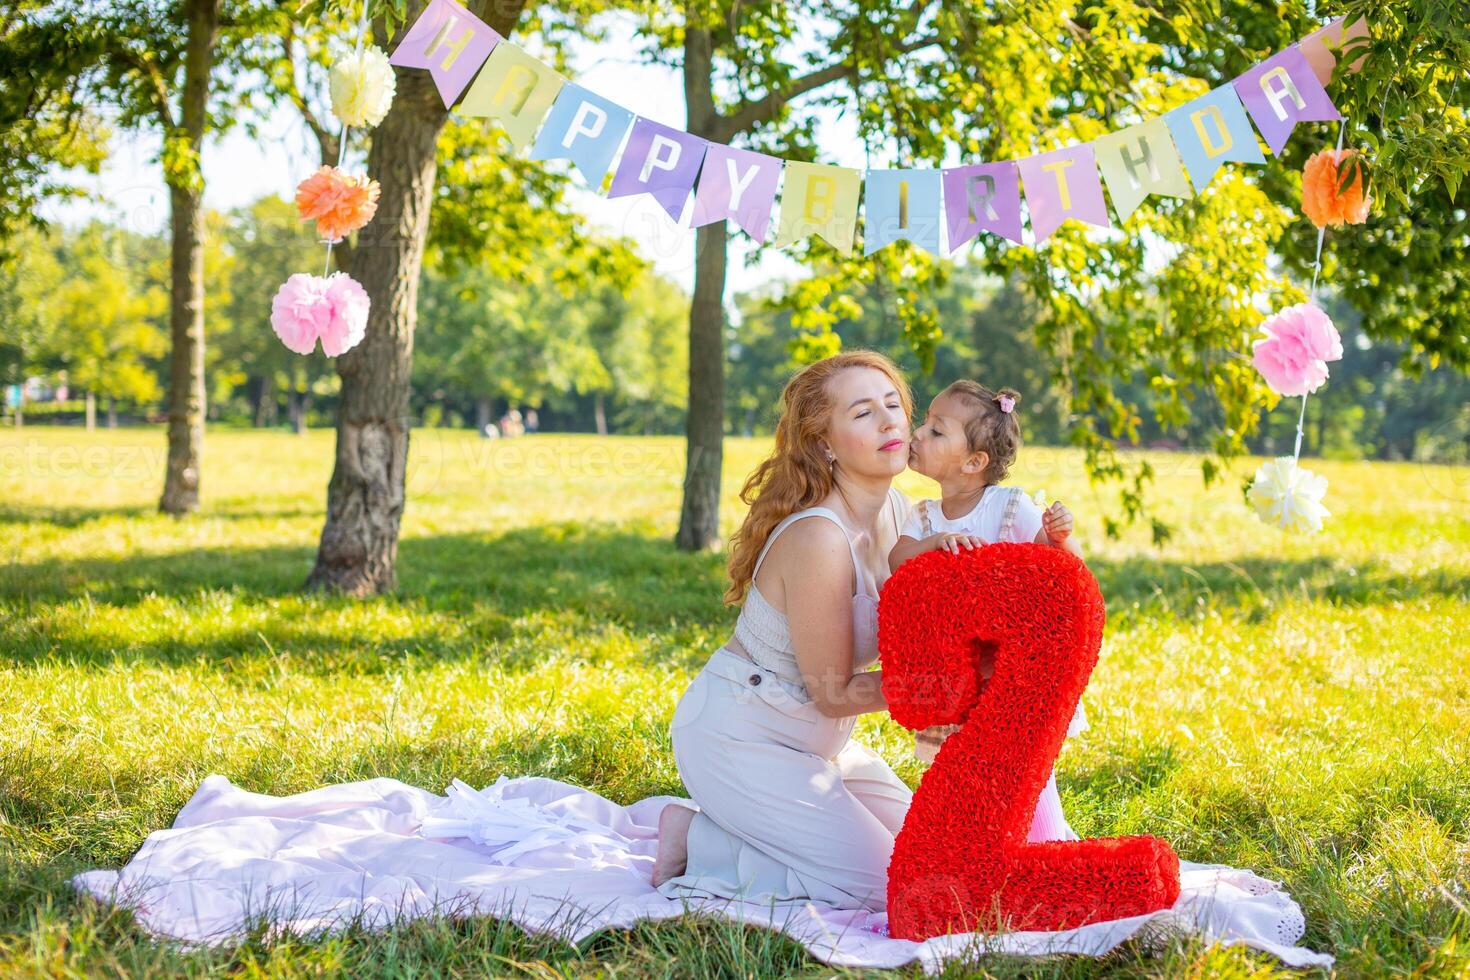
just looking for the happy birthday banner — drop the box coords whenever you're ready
[388,2,1368,254]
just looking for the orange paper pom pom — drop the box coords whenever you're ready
[1301,148,1369,228]
[295,166,381,242]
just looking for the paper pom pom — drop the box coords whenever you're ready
[1301,148,1369,228]
[271,274,333,355]
[1251,301,1343,397]
[329,45,396,129]
[319,272,369,357]
[880,544,1180,940]
[295,166,380,243]
[270,272,370,357]
[1248,457,1330,533]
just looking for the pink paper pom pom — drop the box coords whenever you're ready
[271,273,334,355]
[270,272,370,357]
[1251,301,1343,397]
[320,272,369,357]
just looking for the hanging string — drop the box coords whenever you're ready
[1281,117,1347,526]
[323,0,374,276]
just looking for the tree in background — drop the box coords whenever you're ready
[0,223,168,428]
[590,273,690,436]
[731,265,1067,442]
[0,0,281,513]
[0,225,63,428]
[44,223,168,429]
[415,223,687,436]
[1280,0,1469,374]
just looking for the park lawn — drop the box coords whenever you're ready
[0,425,1466,978]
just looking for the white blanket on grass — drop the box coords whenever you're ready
[71,774,1334,972]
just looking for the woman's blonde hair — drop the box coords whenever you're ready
[724,350,912,605]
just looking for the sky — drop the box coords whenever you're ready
[36,14,882,297]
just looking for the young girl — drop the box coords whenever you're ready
[887,380,1087,842]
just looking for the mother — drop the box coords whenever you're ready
[652,350,915,912]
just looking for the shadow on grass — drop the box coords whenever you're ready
[0,503,157,529]
[1086,555,1468,624]
[0,522,733,671]
[3,511,1464,671]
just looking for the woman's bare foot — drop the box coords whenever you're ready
[651,804,696,886]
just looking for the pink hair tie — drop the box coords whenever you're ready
[997,394,1015,414]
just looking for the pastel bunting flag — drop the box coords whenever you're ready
[942,162,1024,251]
[458,41,565,149]
[387,0,500,108]
[1164,84,1266,191]
[1017,144,1110,242]
[607,118,708,221]
[1233,45,1341,155]
[863,169,942,256]
[1300,17,1370,86]
[689,145,782,243]
[529,84,634,188]
[1094,118,1194,222]
[774,162,861,254]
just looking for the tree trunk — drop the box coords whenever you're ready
[675,24,727,551]
[85,390,96,430]
[475,395,491,433]
[676,219,729,550]
[593,391,608,436]
[304,95,429,592]
[254,374,275,427]
[107,397,118,429]
[158,0,219,516]
[291,388,309,434]
[158,177,208,514]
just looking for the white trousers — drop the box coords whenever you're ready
[654,646,1079,914]
[655,645,911,912]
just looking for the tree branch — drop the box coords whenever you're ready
[278,24,339,163]
[715,32,938,141]
[120,47,177,132]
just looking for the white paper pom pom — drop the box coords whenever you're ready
[329,45,396,129]
[1247,457,1330,534]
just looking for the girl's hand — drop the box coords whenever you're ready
[928,531,984,554]
[1042,501,1073,545]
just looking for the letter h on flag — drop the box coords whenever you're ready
[389,0,501,107]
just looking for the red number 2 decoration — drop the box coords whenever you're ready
[879,543,1180,941]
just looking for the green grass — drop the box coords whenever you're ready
[1,426,1467,977]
